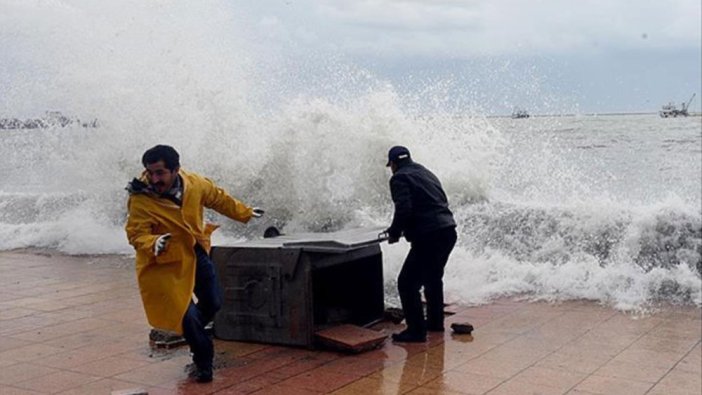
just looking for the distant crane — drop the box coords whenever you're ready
[659,93,696,118]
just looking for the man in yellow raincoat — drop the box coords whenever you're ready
[125,145,263,383]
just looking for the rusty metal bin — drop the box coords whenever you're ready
[211,227,386,348]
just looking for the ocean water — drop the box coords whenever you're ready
[1,1,700,311]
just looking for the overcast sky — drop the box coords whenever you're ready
[1,1,699,116]
[237,0,702,114]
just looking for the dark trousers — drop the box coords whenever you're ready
[181,244,222,370]
[398,227,457,335]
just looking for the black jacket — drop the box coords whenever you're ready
[387,161,456,242]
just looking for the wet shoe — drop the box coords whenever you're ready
[391,330,426,343]
[185,363,198,378]
[195,367,213,383]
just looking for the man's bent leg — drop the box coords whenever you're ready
[424,228,457,331]
[185,244,221,383]
[193,244,223,325]
[181,302,213,382]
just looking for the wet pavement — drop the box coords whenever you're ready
[0,250,700,394]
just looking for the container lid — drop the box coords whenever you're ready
[216,226,388,253]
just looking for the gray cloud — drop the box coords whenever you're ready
[248,0,700,57]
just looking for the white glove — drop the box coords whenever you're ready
[252,207,264,218]
[154,233,171,256]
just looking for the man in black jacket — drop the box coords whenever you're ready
[385,146,457,342]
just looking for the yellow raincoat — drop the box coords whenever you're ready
[125,169,253,334]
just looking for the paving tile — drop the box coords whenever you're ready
[157,378,222,394]
[477,343,550,367]
[573,374,653,395]
[0,343,64,363]
[535,351,613,375]
[647,323,702,341]
[423,371,504,394]
[444,333,484,349]
[0,336,32,353]
[92,308,146,323]
[0,315,60,337]
[454,330,515,348]
[21,300,75,312]
[627,334,699,355]
[0,385,46,395]
[32,347,114,369]
[556,340,625,359]
[0,308,37,320]
[330,376,416,394]
[2,252,700,395]
[78,341,147,360]
[646,368,702,395]
[249,384,322,395]
[114,346,181,364]
[486,380,565,395]
[214,340,269,358]
[68,356,153,377]
[0,297,52,308]
[649,307,701,323]
[9,318,114,343]
[137,387,178,395]
[0,363,60,386]
[501,334,567,353]
[77,321,147,339]
[0,359,18,369]
[113,360,188,387]
[41,330,117,351]
[213,373,283,394]
[355,343,412,362]
[246,346,310,361]
[369,362,443,386]
[34,310,95,326]
[594,359,670,383]
[406,386,465,394]
[676,344,701,374]
[539,310,613,330]
[506,366,586,393]
[572,331,639,350]
[609,347,685,368]
[276,368,359,393]
[56,378,145,395]
[252,358,321,382]
[14,370,100,393]
[313,355,390,378]
[493,313,564,333]
[452,354,531,379]
[215,356,308,384]
[522,325,587,347]
[404,348,473,372]
[597,314,661,335]
[403,352,463,372]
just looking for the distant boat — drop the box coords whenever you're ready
[659,94,695,118]
[511,108,530,119]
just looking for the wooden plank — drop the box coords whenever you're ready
[315,324,387,353]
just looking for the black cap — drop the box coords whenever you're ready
[386,145,411,166]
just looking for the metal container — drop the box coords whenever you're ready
[212,227,386,348]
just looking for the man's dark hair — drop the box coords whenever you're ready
[142,145,180,170]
